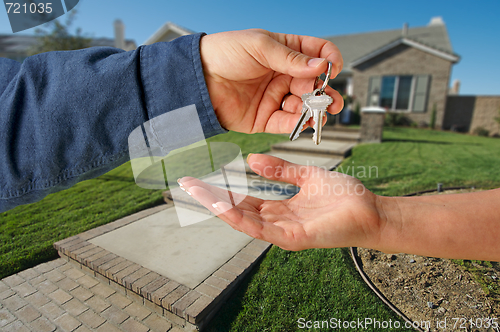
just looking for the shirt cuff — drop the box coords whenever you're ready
[139,33,228,139]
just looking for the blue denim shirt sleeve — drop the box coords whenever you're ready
[0,32,227,213]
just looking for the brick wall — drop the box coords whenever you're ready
[443,96,500,136]
[352,44,453,128]
[469,96,500,136]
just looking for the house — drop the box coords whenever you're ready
[0,19,136,62]
[144,19,461,129]
[324,17,460,128]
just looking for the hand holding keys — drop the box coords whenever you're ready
[289,62,334,145]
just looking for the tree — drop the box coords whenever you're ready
[29,11,91,55]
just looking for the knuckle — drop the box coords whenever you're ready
[286,50,304,65]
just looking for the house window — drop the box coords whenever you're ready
[367,75,430,112]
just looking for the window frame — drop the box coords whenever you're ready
[383,75,415,112]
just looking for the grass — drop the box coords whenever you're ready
[452,260,500,303]
[2,127,499,331]
[0,132,287,279]
[207,247,412,332]
[346,127,500,196]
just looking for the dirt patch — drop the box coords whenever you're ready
[357,189,499,331]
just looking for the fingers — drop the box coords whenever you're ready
[187,185,246,232]
[179,176,264,207]
[247,154,316,187]
[184,175,308,250]
[187,185,276,240]
[267,85,343,134]
[253,30,343,80]
[208,200,293,248]
[325,85,344,115]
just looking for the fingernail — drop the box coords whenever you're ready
[307,58,324,67]
[186,191,192,196]
[246,153,253,164]
[212,203,218,209]
[180,186,186,191]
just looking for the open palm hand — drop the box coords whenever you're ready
[180,154,383,251]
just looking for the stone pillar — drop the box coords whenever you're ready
[360,107,385,143]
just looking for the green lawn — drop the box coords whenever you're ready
[2,127,499,331]
[350,127,500,196]
[207,247,412,332]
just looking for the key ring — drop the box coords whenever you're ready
[313,61,333,95]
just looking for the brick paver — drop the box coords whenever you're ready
[62,298,88,316]
[144,313,173,332]
[4,319,31,332]
[0,258,181,331]
[54,312,82,331]
[90,283,115,299]
[0,307,16,327]
[78,309,106,329]
[101,305,129,324]
[123,301,152,321]
[108,293,132,309]
[14,304,41,323]
[120,317,150,332]
[85,295,111,313]
[70,286,94,302]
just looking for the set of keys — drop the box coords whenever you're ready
[289,61,334,145]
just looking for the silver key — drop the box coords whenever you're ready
[289,92,312,141]
[304,91,333,145]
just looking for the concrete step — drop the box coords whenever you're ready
[320,131,361,143]
[321,125,360,133]
[271,139,355,158]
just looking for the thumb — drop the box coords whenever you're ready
[259,38,328,78]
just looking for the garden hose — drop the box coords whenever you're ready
[349,247,426,332]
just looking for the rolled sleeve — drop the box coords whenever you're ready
[140,33,227,138]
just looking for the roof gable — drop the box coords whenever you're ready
[351,37,460,67]
[143,22,194,45]
[323,23,456,71]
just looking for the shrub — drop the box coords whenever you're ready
[473,127,490,137]
[384,113,412,127]
[430,103,437,129]
[418,121,429,128]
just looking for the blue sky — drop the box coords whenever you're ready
[1,0,499,95]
